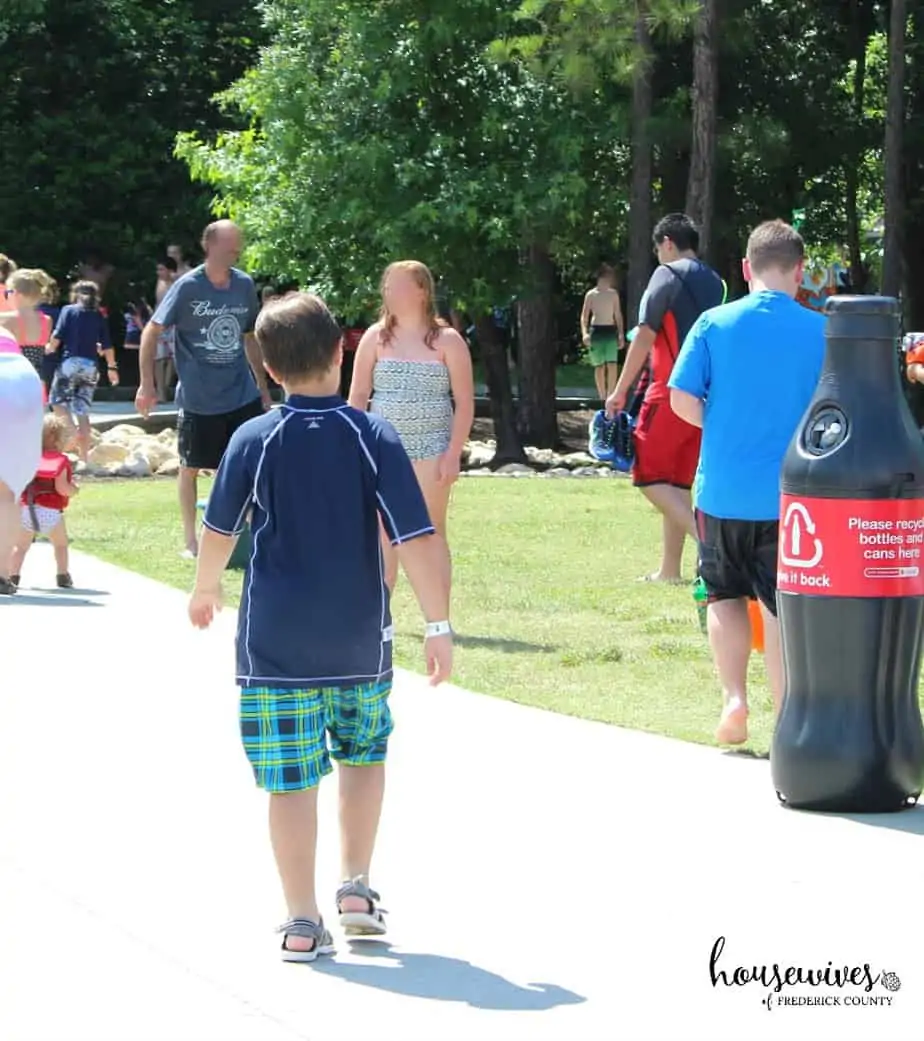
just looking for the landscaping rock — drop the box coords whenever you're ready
[524,447,558,468]
[115,451,153,478]
[560,451,596,469]
[141,440,178,471]
[466,442,495,468]
[495,463,536,475]
[101,424,148,445]
[84,425,180,477]
[79,427,617,482]
[88,442,131,467]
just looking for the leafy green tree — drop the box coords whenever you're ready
[882,0,906,298]
[685,0,718,260]
[180,0,630,453]
[0,0,261,297]
[503,0,701,318]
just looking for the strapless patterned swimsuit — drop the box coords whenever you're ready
[370,357,453,461]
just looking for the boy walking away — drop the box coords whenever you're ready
[580,264,625,400]
[188,293,453,962]
[669,220,825,745]
[10,415,79,589]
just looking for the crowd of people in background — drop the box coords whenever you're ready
[0,215,903,754]
[0,208,916,960]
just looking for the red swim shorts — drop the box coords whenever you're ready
[632,395,701,489]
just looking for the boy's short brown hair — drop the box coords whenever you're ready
[255,292,342,381]
[746,220,805,275]
[42,414,70,453]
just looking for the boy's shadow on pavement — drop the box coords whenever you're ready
[0,592,104,607]
[314,942,586,1011]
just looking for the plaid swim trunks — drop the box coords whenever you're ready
[240,681,393,793]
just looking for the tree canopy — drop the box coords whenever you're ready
[0,0,263,295]
[2,0,921,446]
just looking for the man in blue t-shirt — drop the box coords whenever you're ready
[136,220,272,557]
[188,291,452,963]
[669,219,825,746]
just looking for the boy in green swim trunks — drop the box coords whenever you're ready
[581,263,625,400]
[188,292,453,962]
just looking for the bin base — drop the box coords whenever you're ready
[776,789,921,814]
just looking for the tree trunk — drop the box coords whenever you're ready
[473,314,526,466]
[627,3,654,325]
[844,0,869,292]
[882,0,906,299]
[516,243,558,448]
[685,0,719,261]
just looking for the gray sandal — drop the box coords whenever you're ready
[277,917,336,963]
[336,877,388,938]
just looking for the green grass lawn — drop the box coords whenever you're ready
[69,475,778,752]
[473,361,596,391]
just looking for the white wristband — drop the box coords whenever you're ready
[425,620,452,638]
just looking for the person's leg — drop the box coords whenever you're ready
[636,403,701,581]
[176,409,217,556]
[178,467,199,556]
[633,400,694,581]
[270,787,322,926]
[75,415,91,463]
[761,608,784,716]
[51,406,76,455]
[48,517,70,579]
[154,359,166,403]
[71,371,97,463]
[0,484,23,588]
[240,685,331,955]
[8,514,34,582]
[604,361,619,398]
[412,458,452,593]
[697,513,759,744]
[752,521,784,716]
[593,364,606,400]
[330,681,393,925]
[639,484,696,581]
[338,764,386,896]
[708,598,752,743]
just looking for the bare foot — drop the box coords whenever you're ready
[716,698,748,745]
[639,571,685,585]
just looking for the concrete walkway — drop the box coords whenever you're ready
[2,551,923,1041]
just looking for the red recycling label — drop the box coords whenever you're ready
[778,495,924,598]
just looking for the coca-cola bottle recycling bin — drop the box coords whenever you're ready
[772,296,924,812]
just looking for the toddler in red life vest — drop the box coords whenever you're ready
[9,414,79,589]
